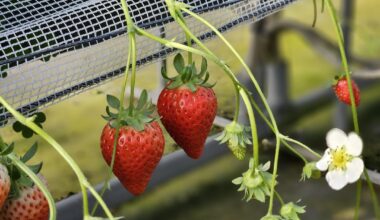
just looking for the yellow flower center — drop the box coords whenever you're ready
[330,147,351,170]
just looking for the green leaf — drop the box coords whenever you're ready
[0,142,14,156]
[199,57,208,77]
[105,106,118,118]
[101,115,112,121]
[161,66,173,80]
[201,71,210,84]
[21,142,38,163]
[232,177,243,185]
[28,162,43,174]
[167,78,182,89]
[9,166,21,180]
[137,90,148,110]
[173,53,185,74]
[17,174,34,187]
[107,95,120,109]
[253,189,265,203]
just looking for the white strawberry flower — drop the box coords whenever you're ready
[316,128,364,190]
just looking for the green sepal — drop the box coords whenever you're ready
[199,57,208,78]
[0,142,14,156]
[174,53,185,74]
[107,95,120,109]
[161,53,216,91]
[9,165,21,180]
[21,142,38,163]
[136,90,148,110]
[103,89,158,131]
[161,66,173,80]
[27,162,43,174]
[17,174,34,187]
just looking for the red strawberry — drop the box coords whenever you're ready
[0,164,10,209]
[101,122,165,195]
[0,175,49,220]
[158,54,217,159]
[333,76,360,106]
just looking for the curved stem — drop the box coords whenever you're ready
[280,135,321,159]
[242,86,319,161]
[0,97,115,219]
[281,141,308,164]
[325,0,359,133]
[180,7,280,136]
[240,89,259,167]
[275,190,285,206]
[92,40,132,216]
[8,154,56,220]
[164,1,241,122]
[128,33,137,115]
[267,134,281,215]
[354,179,362,220]
[177,9,283,212]
[93,0,135,214]
[326,1,379,218]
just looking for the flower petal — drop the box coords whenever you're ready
[316,149,331,171]
[326,170,348,190]
[346,132,363,156]
[345,158,364,183]
[326,128,347,149]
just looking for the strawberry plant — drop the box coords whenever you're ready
[101,91,165,195]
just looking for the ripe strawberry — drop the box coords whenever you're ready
[101,90,165,195]
[158,86,217,158]
[0,164,10,208]
[101,122,164,195]
[0,175,49,220]
[158,54,217,159]
[333,76,360,106]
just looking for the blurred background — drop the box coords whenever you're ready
[1,0,380,219]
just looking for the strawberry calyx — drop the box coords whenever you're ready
[161,53,215,92]
[102,89,157,131]
[0,141,43,199]
[215,122,252,160]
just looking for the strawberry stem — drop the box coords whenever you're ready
[128,33,137,116]
[92,0,135,213]
[325,1,379,218]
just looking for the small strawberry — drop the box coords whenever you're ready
[333,76,360,107]
[101,90,165,195]
[158,54,217,159]
[0,163,10,208]
[0,175,49,220]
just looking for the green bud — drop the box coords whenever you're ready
[301,162,321,181]
[280,202,306,220]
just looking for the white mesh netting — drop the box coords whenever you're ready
[0,0,297,125]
